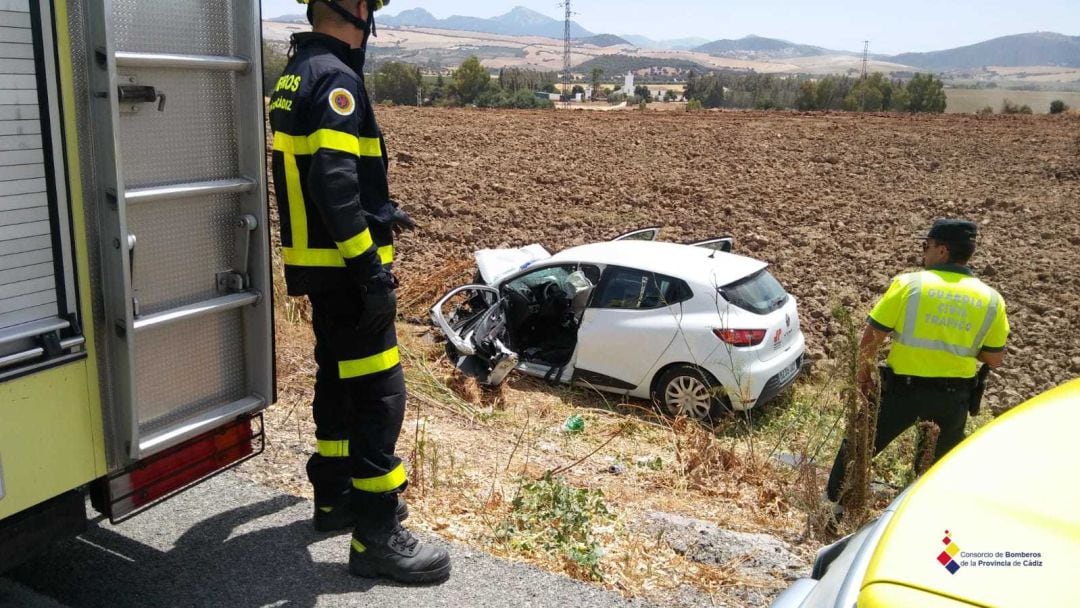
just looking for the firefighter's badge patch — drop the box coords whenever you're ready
[329,88,355,116]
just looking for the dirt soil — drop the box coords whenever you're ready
[384,107,1080,408]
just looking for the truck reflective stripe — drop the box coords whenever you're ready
[336,228,374,260]
[272,130,382,158]
[351,538,367,553]
[339,346,400,379]
[352,462,406,493]
[378,244,393,265]
[282,247,345,267]
[317,439,349,458]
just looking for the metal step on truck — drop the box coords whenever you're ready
[0,0,272,571]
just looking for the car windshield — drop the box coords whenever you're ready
[718,269,788,315]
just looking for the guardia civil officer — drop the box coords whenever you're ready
[268,0,448,583]
[826,219,1010,518]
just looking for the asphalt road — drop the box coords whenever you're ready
[1,472,648,608]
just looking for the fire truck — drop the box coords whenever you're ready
[0,0,272,571]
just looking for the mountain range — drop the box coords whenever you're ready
[266,7,1080,71]
[891,32,1080,70]
[378,7,592,39]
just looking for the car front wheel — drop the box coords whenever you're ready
[653,365,725,421]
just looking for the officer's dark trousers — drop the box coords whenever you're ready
[826,379,970,502]
[305,288,406,529]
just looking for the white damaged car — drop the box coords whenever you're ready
[430,228,805,419]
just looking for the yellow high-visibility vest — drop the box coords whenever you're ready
[868,265,1009,378]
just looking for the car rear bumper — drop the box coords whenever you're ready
[757,353,805,406]
[706,331,805,410]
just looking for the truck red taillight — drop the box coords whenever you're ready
[99,415,264,523]
[713,328,766,347]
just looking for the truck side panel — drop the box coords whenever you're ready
[0,0,106,520]
[0,364,97,518]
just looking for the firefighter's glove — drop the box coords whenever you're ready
[364,269,399,296]
[390,207,417,236]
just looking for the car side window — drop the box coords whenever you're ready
[592,267,691,310]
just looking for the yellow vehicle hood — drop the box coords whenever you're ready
[859,379,1080,607]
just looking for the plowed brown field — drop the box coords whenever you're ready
[381,107,1080,410]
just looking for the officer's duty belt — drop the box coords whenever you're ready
[889,372,976,391]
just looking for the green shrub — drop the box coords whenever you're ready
[1001,99,1033,115]
[1050,100,1069,114]
[686,99,704,112]
[976,106,993,116]
[499,473,612,581]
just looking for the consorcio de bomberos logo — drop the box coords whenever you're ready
[937,530,963,574]
[937,530,1045,575]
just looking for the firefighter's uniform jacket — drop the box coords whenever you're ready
[270,32,396,297]
[269,32,407,515]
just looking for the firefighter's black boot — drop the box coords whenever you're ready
[314,493,409,533]
[348,524,452,584]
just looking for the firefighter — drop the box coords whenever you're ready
[825,219,1010,520]
[268,0,449,583]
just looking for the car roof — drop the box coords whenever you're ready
[858,378,1080,606]
[550,241,767,286]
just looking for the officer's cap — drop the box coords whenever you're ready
[923,218,978,243]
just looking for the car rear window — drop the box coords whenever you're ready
[719,269,788,315]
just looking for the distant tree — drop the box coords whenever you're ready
[685,70,698,100]
[843,73,893,112]
[371,61,422,106]
[901,73,946,113]
[1050,100,1069,114]
[498,67,557,92]
[590,68,604,100]
[571,84,586,99]
[541,82,557,94]
[453,56,491,105]
[977,106,993,116]
[796,80,818,110]
[815,78,838,109]
[684,72,724,108]
[664,89,679,102]
[634,84,652,102]
[427,73,446,105]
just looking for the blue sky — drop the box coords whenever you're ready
[260,0,1080,54]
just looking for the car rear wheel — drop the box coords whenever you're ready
[653,365,725,421]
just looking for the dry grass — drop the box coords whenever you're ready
[395,258,475,320]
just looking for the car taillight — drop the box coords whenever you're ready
[713,328,766,347]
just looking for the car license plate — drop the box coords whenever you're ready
[777,360,799,384]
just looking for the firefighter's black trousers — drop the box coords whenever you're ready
[305,287,406,528]
[826,377,970,503]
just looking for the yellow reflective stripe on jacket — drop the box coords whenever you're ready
[273,129,382,157]
[352,462,406,493]
[339,346,400,379]
[284,154,308,250]
[317,439,349,458]
[337,228,374,259]
[283,247,346,268]
[378,245,394,265]
[351,538,367,553]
